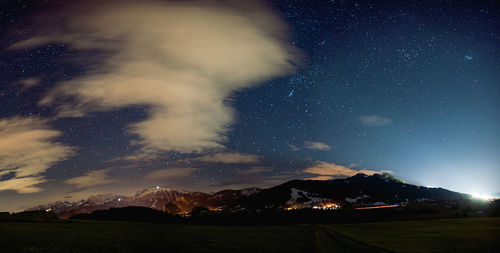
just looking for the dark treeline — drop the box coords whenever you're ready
[491,199,500,217]
[68,199,500,225]
[71,206,182,223]
[185,208,442,225]
[0,211,61,222]
[2,199,497,225]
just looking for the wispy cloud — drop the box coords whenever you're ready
[10,0,299,157]
[18,77,42,91]
[304,141,331,151]
[0,117,74,193]
[210,177,284,189]
[303,161,386,179]
[288,144,300,151]
[236,166,273,175]
[359,115,392,127]
[304,175,335,181]
[191,152,260,164]
[65,169,116,189]
[0,177,47,194]
[144,168,197,180]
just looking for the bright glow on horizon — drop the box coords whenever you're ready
[471,193,493,201]
[414,160,499,202]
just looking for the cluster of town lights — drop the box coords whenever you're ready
[285,202,340,211]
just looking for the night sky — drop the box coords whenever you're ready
[1,0,499,211]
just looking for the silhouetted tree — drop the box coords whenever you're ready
[190,206,209,216]
[70,206,180,223]
[489,199,500,217]
[164,202,181,215]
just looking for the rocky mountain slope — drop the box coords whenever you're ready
[242,173,469,210]
[30,173,470,217]
[30,187,262,218]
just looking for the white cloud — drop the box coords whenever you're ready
[0,117,74,193]
[304,141,331,151]
[65,169,116,188]
[359,115,392,127]
[191,152,260,164]
[10,0,299,156]
[303,161,385,179]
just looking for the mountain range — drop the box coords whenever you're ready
[29,173,470,218]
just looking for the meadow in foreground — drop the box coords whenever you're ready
[0,217,498,253]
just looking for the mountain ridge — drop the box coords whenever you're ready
[29,173,470,217]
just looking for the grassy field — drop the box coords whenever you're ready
[0,218,498,252]
[0,221,317,253]
[328,217,500,253]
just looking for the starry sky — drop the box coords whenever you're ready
[1,0,499,211]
